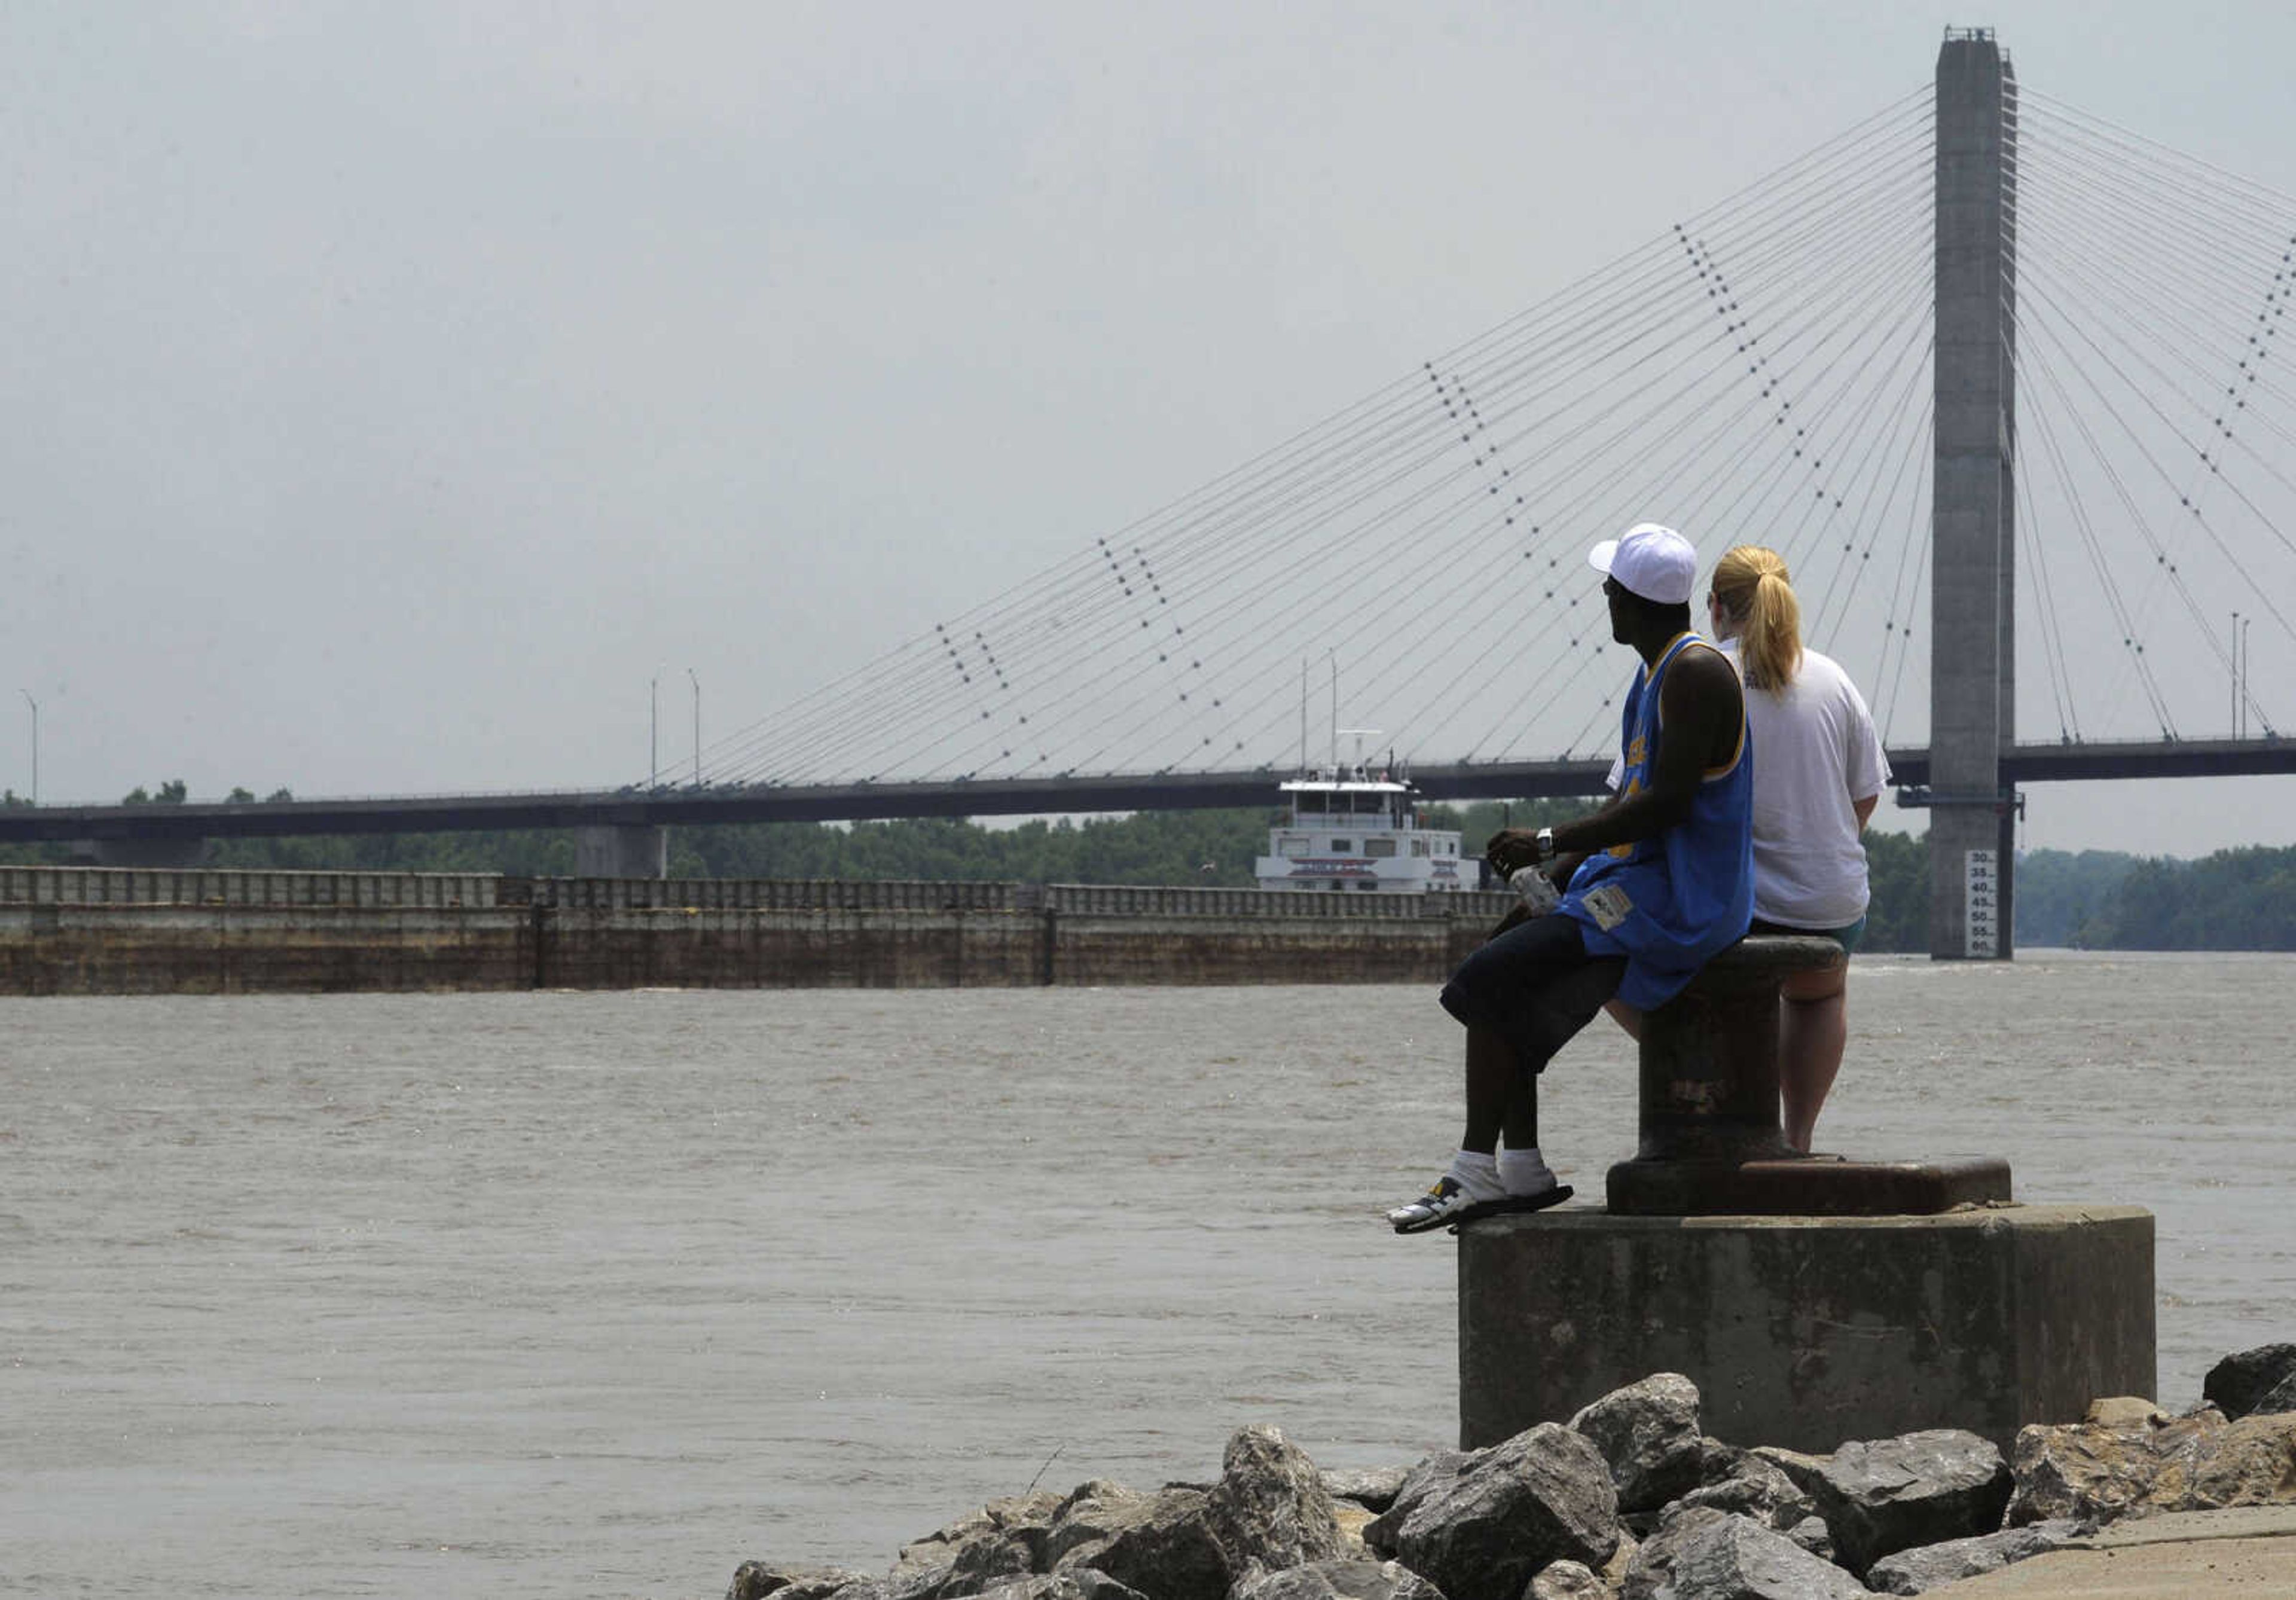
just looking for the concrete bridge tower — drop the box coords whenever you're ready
[1929,29,2019,959]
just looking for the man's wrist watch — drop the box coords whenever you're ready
[1535,826,1556,863]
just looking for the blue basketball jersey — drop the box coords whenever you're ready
[1561,631,1754,1008]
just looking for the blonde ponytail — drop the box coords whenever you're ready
[1711,545,1803,692]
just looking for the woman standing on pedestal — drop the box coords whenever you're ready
[1706,545,1890,1152]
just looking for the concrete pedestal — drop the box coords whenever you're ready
[1458,1203,2154,1454]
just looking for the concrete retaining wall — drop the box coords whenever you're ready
[0,869,1516,994]
[0,902,532,995]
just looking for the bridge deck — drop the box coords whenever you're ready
[0,737,2284,843]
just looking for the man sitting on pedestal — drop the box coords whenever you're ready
[1390,523,1754,1233]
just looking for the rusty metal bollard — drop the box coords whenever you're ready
[1605,935,2013,1216]
[1631,934,1842,1164]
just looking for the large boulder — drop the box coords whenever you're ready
[1622,1510,1867,1600]
[1320,1468,1410,1514]
[729,1564,886,1600]
[2203,1344,2296,1421]
[2080,1397,2169,1430]
[1569,1373,1711,1514]
[1206,1426,1351,1584]
[1780,1519,1834,1565]
[888,1492,1067,1599]
[2007,1407,2296,1526]
[1048,1482,1233,1600]
[1527,1559,1604,1600]
[1754,1430,2010,1575]
[971,1579,1147,1600]
[1228,1560,1445,1600]
[1863,1520,2081,1595]
[1665,1453,1818,1534]
[1358,1454,1474,1558]
[1360,1424,1617,1600]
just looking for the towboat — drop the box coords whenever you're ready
[1253,762,1474,893]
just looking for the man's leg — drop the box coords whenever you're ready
[1778,966,1848,1152]
[1463,1023,1518,1155]
[1391,915,1621,1232]
[1495,1035,1558,1202]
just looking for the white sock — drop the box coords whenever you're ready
[1498,1146,1555,1196]
[1447,1149,1504,1201]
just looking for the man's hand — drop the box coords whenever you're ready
[1485,828,1540,875]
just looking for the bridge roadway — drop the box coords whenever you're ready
[0,736,2286,846]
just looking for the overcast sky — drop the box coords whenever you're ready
[6,1,2294,853]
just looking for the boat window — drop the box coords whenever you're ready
[1278,834,1308,858]
[1329,839,1351,854]
[1363,838,1397,857]
[1412,838,1431,857]
[1355,879,1378,890]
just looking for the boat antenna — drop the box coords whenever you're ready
[1299,658,1309,777]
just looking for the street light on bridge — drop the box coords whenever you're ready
[19,691,34,806]
[688,667,700,787]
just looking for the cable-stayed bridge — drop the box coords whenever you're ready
[6,31,2293,957]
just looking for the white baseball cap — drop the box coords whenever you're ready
[1587,522,1697,605]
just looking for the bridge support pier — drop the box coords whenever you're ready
[72,836,208,868]
[575,824,668,879]
[1929,29,2019,960]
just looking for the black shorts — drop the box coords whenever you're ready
[1439,912,1627,1074]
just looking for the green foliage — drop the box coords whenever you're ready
[207,829,578,876]
[1837,836,2296,952]
[2075,845,2296,950]
[0,838,71,865]
[669,808,1282,886]
[5,792,1611,887]
[2013,849,2138,948]
[1858,829,1928,952]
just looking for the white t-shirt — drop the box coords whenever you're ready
[1730,642,1891,928]
[1602,640,1889,929]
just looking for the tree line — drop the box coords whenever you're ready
[0,782,2286,949]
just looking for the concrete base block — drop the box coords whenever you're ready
[1458,1202,2154,1454]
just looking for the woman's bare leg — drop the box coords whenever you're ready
[1778,967,1848,1152]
